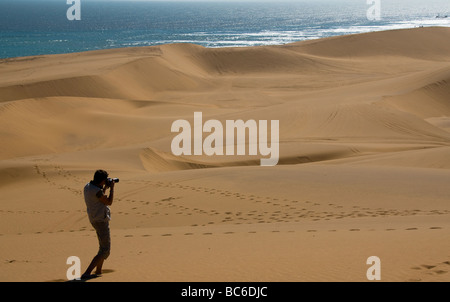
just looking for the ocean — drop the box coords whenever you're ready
[0,0,449,59]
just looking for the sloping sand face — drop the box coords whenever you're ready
[1,27,450,282]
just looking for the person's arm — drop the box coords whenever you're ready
[98,182,114,206]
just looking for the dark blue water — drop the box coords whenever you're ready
[0,0,449,59]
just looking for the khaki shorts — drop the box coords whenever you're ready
[91,220,111,260]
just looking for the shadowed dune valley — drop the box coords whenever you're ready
[1,26,450,282]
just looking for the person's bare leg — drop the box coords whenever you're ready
[82,255,103,278]
[95,258,105,275]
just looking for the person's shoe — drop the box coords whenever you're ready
[80,273,98,280]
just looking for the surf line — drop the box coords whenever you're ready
[171,112,279,166]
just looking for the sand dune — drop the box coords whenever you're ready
[1,27,450,282]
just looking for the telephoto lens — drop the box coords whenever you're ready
[106,177,119,186]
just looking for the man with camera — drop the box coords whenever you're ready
[81,169,119,279]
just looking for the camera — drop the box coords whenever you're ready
[105,177,119,187]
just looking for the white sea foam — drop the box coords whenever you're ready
[176,18,450,48]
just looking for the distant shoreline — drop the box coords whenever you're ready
[2,25,449,61]
[2,0,450,59]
